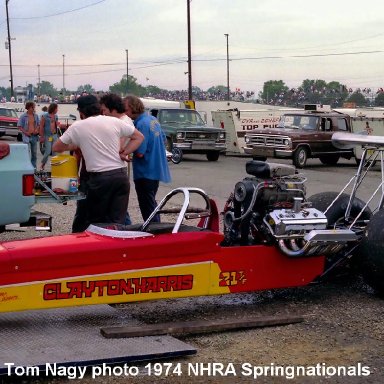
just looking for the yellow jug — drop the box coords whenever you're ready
[51,154,78,178]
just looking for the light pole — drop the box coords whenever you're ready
[126,49,129,95]
[62,54,65,98]
[5,0,14,98]
[187,0,192,100]
[37,64,40,97]
[224,33,230,101]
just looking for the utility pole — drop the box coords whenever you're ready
[126,49,129,95]
[224,33,230,101]
[37,64,40,97]
[5,0,14,98]
[62,54,65,97]
[187,0,192,100]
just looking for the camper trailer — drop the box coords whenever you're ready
[211,108,300,155]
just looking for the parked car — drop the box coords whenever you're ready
[0,106,20,140]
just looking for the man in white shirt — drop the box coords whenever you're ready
[100,93,135,225]
[53,94,144,227]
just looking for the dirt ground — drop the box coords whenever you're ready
[2,274,383,384]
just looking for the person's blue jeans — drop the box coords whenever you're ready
[41,134,58,168]
[134,178,160,222]
[29,135,38,169]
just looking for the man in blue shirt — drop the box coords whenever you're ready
[124,95,171,222]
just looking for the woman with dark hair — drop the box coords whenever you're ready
[39,103,60,170]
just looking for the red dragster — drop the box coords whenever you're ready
[1,134,384,313]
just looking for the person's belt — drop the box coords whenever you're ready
[88,167,127,177]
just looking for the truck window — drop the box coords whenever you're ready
[162,110,205,126]
[337,118,348,131]
[280,115,319,130]
[303,116,318,130]
[0,108,17,118]
[321,118,332,131]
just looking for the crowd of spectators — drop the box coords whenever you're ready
[35,93,88,104]
[145,89,255,102]
[265,87,345,106]
[263,85,380,107]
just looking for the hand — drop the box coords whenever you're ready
[39,136,45,143]
[119,148,133,162]
[119,152,131,162]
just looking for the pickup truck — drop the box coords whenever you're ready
[243,105,355,168]
[0,142,84,233]
[0,142,36,232]
[0,106,20,141]
[149,108,226,161]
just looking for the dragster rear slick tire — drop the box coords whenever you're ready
[308,192,372,273]
[359,209,384,297]
[308,192,372,227]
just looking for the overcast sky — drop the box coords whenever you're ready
[1,0,384,95]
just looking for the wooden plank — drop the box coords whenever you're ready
[101,315,304,339]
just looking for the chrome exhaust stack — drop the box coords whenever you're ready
[277,229,358,257]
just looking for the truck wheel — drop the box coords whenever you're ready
[206,151,220,161]
[319,155,340,165]
[359,209,384,296]
[293,147,308,168]
[308,192,372,227]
